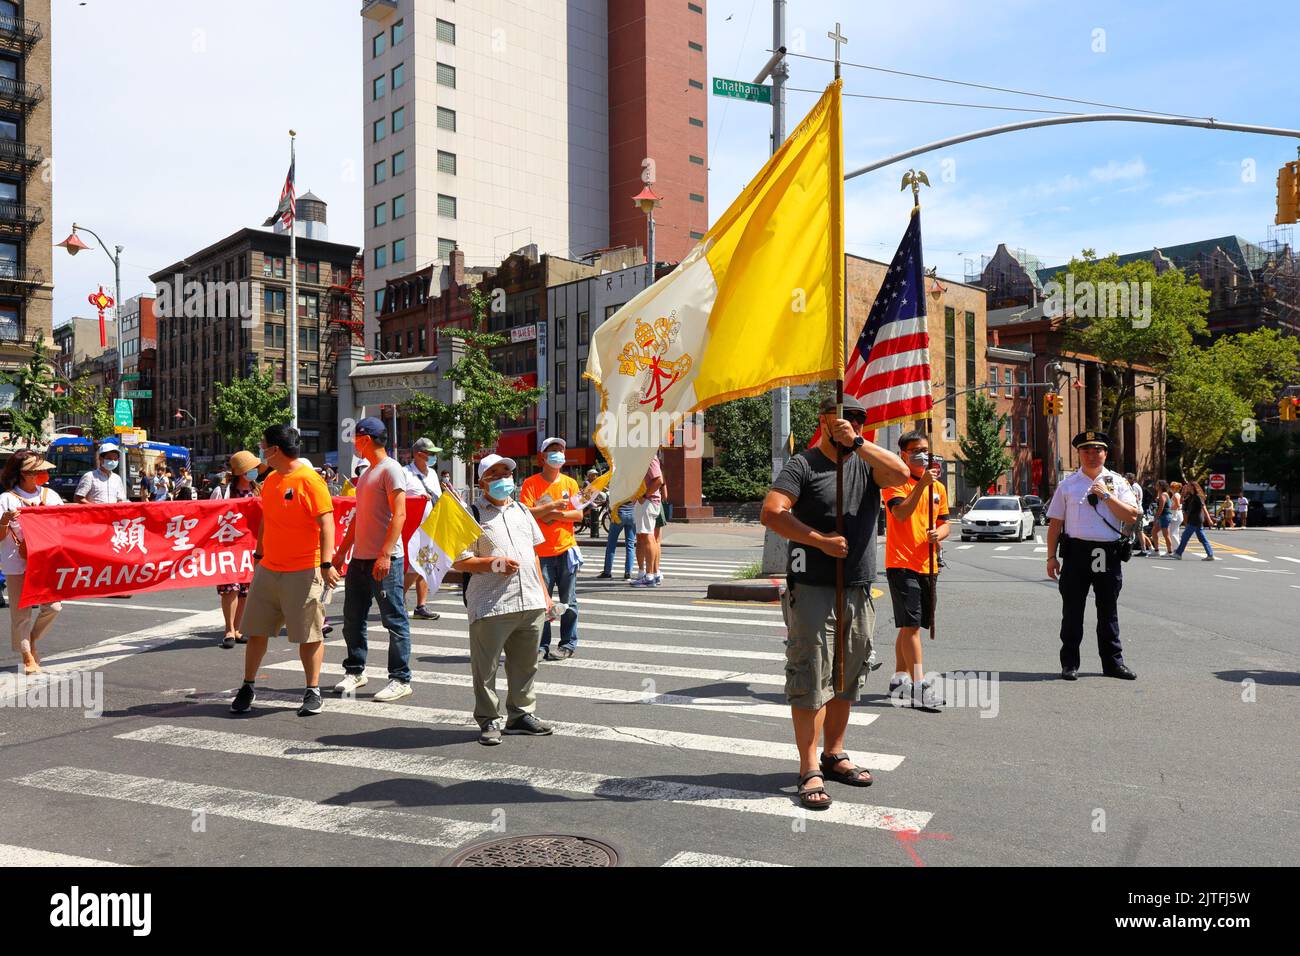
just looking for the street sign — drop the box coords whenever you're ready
[121,372,141,383]
[1208,473,1226,491]
[124,390,153,400]
[113,399,133,429]
[712,76,771,104]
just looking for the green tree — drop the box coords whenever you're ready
[212,364,293,453]
[1047,253,1210,437]
[956,392,1012,495]
[400,287,543,459]
[86,391,116,442]
[0,336,80,446]
[1165,329,1300,480]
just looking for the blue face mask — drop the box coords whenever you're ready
[102,459,119,471]
[488,477,515,500]
[545,452,566,467]
[244,468,260,482]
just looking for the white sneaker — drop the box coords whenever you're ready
[373,679,412,702]
[652,573,664,584]
[333,673,368,695]
[630,575,653,587]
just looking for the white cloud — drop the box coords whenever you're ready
[1089,157,1148,183]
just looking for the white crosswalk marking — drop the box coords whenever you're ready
[349,632,786,662]
[427,605,787,629]
[14,766,494,848]
[572,597,782,617]
[115,726,934,833]
[956,544,973,550]
[662,851,785,867]
[0,843,128,867]
[994,546,1011,552]
[1231,554,1268,563]
[1274,556,1300,564]
[265,661,880,726]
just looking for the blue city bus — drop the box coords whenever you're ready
[45,435,190,502]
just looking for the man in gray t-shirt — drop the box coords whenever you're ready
[331,417,413,702]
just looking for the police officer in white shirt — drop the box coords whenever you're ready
[404,437,443,620]
[73,443,128,504]
[1045,431,1142,681]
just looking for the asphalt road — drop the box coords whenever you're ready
[1,525,1296,867]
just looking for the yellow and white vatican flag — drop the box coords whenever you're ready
[405,495,454,592]
[586,80,845,507]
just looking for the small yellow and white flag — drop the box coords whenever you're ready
[586,80,845,507]
[421,491,484,561]
[340,478,356,497]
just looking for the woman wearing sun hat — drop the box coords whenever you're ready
[0,450,64,674]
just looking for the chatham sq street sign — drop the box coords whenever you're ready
[712,76,771,104]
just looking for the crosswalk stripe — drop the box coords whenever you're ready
[187,690,906,769]
[1274,556,1300,564]
[1033,547,1047,553]
[415,619,765,640]
[265,661,879,726]
[662,851,785,867]
[369,631,786,662]
[116,725,931,833]
[13,766,493,848]
[426,605,787,629]
[69,601,202,613]
[0,843,128,867]
[994,546,1011,552]
[1231,554,1268,563]
[956,544,973,550]
[560,597,782,617]
[1214,574,1239,580]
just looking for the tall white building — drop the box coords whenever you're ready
[362,0,611,342]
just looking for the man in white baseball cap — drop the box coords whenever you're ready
[74,443,128,504]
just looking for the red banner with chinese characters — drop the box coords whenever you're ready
[16,497,426,608]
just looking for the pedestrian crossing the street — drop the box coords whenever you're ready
[3,583,935,868]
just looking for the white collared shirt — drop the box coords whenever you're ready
[404,461,442,502]
[74,468,127,504]
[1046,467,1136,542]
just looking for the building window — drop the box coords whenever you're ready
[374,203,387,226]
[578,311,589,344]
[297,325,320,351]
[373,117,386,142]
[263,290,286,315]
[944,307,956,425]
[373,159,387,184]
[375,246,388,269]
[296,261,319,285]
[406,330,415,353]
[1017,368,1028,398]
[688,2,703,11]
[297,293,319,320]
[688,79,704,90]
[689,154,704,164]
[556,362,566,394]
[689,192,704,203]
[262,255,286,278]
[392,150,406,175]
[375,290,386,313]
[437,150,457,175]
[688,41,703,52]
[988,365,998,392]
[264,323,286,349]
[557,317,566,349]
[419,327,426,352]
[689,230,704,240]
[392,194,406,218]
[436,18,455,44]
[1004,368,1013,396]
[688,116,704,127]
[391,19,405,45]
[391,62,405,90]
[964,310,976,394]
[298,362,320,387]
[372,32,385,58]
[393,238,406,263]
[438,238,456,260]
[437,62,456,88]
[1020,416,1029,446]
[372,75,385,100]
[391,106,406,133]
[578,409,589,446]
[438,194,457,219]
[437,107,456,132]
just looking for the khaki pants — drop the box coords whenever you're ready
[469,608,545,726]
[7,573,61,657]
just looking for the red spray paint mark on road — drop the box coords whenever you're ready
[881,814,952,867]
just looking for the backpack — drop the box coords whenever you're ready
[460,503,481,606]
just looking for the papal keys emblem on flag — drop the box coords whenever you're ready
[616,316,693,412]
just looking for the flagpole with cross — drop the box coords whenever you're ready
[829,21,848,694]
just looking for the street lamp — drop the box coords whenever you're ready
[633,183,661,291]
[57,224,125,400]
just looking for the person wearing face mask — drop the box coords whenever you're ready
[402,436,444,620]
[0,450,64,674]
[215,450,262,649]
[73,443,128,504]
[520,437,583,661]
[331,417,414,703]
[451,454,554,745]
[439,469,462,503]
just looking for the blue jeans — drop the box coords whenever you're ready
[539,552,578,650]
[603,505,635,576]
[1175,523,1214,558]
[341,555,412,682]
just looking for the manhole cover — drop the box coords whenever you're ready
[440,834,621,867]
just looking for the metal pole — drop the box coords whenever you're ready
[114,248,123,401]
[288,133,299,432]
[760,0,790,576]
[646,209,655,290]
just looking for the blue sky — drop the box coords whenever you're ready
[51,0,1300,324]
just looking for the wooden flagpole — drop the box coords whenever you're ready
[830,25,847,694]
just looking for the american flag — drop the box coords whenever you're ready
[262,158,296,229]
[810,209,932,446]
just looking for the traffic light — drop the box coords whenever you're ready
[1282,396,1299,422]
[1043,393,1063,416]
[1276,162,1299,226]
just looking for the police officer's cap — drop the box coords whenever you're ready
[1071,430,1110,450]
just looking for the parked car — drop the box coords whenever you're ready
[1023,494,1046,525]
[959,496,1036,541]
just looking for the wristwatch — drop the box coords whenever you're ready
[320,561,333,572]
[851,436,865,450]
[1101,492,1112,501]
[252,552,263,562]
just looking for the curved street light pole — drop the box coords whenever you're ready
[57,223,125,400]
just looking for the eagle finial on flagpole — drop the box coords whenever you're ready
[901,168,930,207]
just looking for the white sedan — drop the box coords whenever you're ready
[960,496,1036,542]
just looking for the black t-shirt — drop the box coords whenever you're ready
[771,447,881,587]
[1184,493,1204,525]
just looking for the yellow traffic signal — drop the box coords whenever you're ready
[1276,162,1299,226]
[1282,396,1298,422]
[1043,393,1063,416]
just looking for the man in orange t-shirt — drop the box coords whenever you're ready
[882,429,949,711]
[519,437,583,660]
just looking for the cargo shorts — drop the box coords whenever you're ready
[781,581,875,711]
